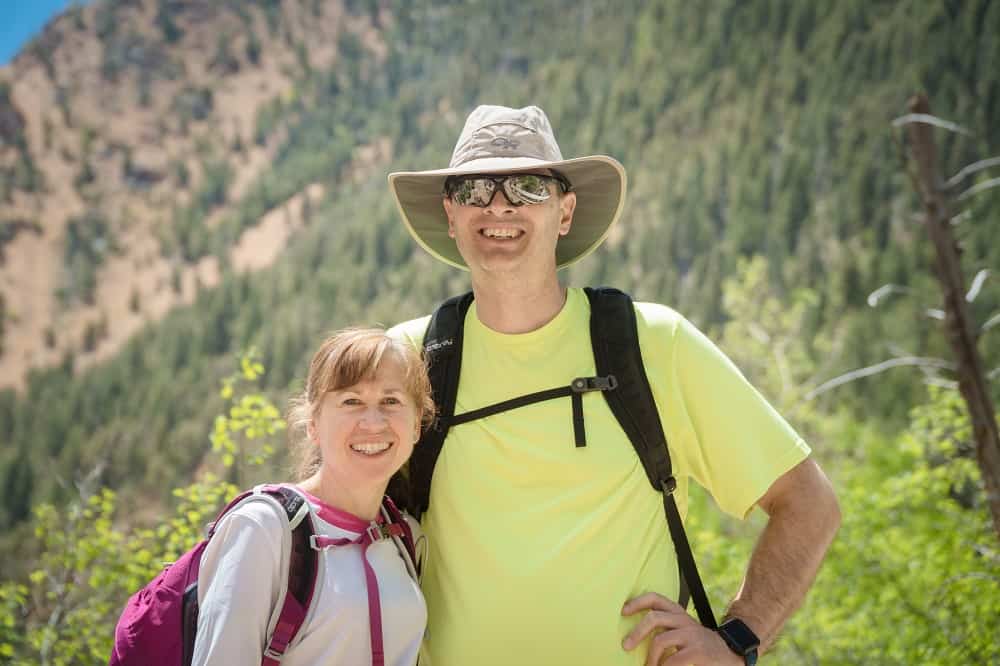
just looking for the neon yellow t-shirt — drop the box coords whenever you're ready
[389,288,809,666]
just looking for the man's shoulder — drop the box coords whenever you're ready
[576,288,685,334]
[631,299,684,326]
[387,314,432,349]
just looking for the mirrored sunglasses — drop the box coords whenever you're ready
[444,173,572,207]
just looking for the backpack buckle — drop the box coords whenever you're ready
[571,375,618,392]
[366,522,390,542]
[264,646,285,661]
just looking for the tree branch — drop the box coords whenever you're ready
[805,357,955,399]
[946,156,1000,189]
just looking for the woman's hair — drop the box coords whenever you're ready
[287,327,435,480]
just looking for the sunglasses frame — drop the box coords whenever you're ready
[443,172,573,207]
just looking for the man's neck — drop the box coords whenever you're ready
[470,270,567,334]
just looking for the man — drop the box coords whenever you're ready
[387,105,840,665]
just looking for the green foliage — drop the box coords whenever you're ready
[0,476,240,665]
[245,29,262,65]
[171,87,215,131]
[0,357,278,664]
[155,0,183,44]
[778,388,998,663]
[60,210,116,306]
[2,2,1000,659]
[0,219,42,261]
[211,349,285,479]
[166,159,233,262]
[209,33,240,74]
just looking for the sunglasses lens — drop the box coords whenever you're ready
[450,178,496,206]
[504,175,552,205]
[447,175,556,206]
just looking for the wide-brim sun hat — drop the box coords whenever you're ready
[388,104,627,270]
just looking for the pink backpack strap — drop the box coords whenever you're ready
[243,485,317,666]
[308,499,411,666]
[381,496,418,573]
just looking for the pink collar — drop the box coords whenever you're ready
[291,485,384,532]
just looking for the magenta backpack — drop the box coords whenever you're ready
[109,485,416,666]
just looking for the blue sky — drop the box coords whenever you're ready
[1,1,83,65]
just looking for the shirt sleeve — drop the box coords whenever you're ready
[387,316,430,351]
[639,305,811,519]
[192,500,287,666]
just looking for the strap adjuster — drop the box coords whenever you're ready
[263,646,285,661]
[660,476,678,494]
[571,375,618,392]
[366,522,390,542]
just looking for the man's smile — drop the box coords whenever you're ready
[480,227,525,240]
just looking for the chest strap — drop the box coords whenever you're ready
[445,375,617,447]
[309,522,407,666]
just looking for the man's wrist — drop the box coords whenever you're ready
[716,617,760,666]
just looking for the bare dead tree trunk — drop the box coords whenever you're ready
[904,93,1000,539]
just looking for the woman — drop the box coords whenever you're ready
[192,328,433,666]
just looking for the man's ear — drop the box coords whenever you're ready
[558,191,577,236]
[443,197,457,238]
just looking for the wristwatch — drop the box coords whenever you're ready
[717,618,760,666]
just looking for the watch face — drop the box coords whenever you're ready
[720,618,760,653]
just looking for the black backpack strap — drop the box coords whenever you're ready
[449,375,615,448]
[408,291,476,518]
[584,287,717,630]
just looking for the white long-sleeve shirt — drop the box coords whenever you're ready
[193,488,426,666]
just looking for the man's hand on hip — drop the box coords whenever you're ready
[621,592,742,666]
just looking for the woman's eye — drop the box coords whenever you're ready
[342,397,362,406]
[382,397,401,405]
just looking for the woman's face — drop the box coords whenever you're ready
[310,355,420,493]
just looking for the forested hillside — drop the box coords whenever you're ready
[1,0,998,662]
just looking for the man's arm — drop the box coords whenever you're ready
[725,456,841,650]
[622,457,840,665]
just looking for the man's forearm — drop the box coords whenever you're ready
[725,458,841,653]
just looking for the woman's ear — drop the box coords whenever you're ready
[307,420,318,444]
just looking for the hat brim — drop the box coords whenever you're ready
[389,155,626,270]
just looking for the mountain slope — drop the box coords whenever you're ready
[1,0,998,536]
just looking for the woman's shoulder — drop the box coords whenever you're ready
[209,491,297,551]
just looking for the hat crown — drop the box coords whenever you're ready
[449,105,564,168]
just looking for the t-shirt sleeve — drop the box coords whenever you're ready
[192,501,286,666]
[641,305,811,519]
[387,315,431,352]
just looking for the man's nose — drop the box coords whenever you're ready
[485,187,515,212]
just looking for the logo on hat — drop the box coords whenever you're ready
[490,137,519,150]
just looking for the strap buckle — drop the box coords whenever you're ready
[366,522,389,542]
[570,375,618,393]
[660,476,678,494]
[263,646,285,661]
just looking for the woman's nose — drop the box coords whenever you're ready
[358,407,388,428]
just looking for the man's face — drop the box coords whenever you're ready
[442,172,577,277]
